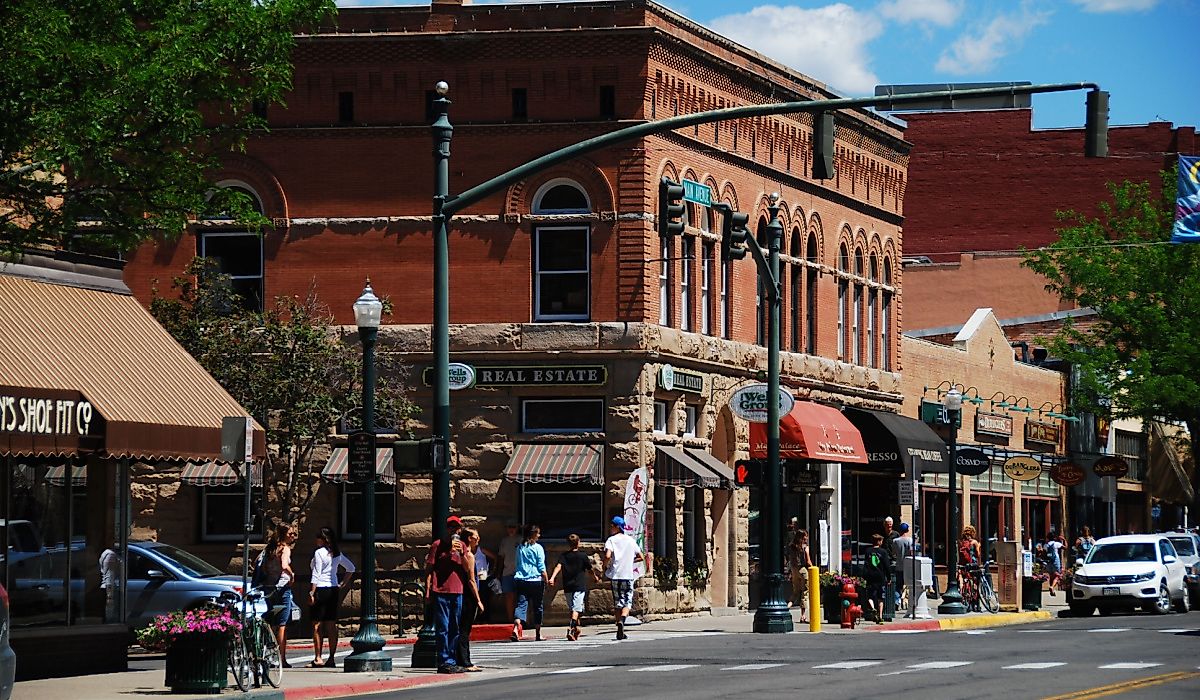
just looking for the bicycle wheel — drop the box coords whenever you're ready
[980,575,1000,613]
[961,575,979,611]
[228,628,251,693]
[258,619,283,688]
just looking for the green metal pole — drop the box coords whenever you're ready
[753,196,792,633]
[937,405,966,614]
[412,81,454,669]
[345,326,391,672]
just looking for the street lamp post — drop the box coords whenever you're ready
[752,195,793,634]
[937,386,967,615]
[344,281,393,672]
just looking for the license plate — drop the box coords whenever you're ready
[1102,586,1120,596]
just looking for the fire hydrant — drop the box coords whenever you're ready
[840,581,862,629]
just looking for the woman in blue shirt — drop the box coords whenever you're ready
[511,524,548,642]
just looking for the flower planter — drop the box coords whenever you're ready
[1022,578,1044,611]
[164,636,228,695]
[822,587,843,625]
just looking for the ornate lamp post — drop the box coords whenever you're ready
[344,281,393,672]
[937,386,967,615]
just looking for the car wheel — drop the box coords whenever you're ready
[1173,586,1191,614]
[1148,584,1172,615]
[1069,601,1095,617]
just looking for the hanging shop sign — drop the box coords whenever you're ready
[1092,455,1130,478]
[1050,461,1087,487]
[953,447,991,477]
[975,412,1013,438]
[730,384,795,423]
[0,388,100,439]
[658,364,704,394]
[1002,455,1043,482]
[423,364,607,387]
[1024,420,1060,447]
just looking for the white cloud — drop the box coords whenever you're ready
[935,3,1050,74]
[1070,0,1158,12]
[708,4,883,95]
[877,0,963,26]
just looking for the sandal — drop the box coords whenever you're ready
[307,660,323,668]
[323,658,337,668]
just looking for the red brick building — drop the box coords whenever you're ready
[123,0,916,623]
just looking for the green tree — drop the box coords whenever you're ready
[0,0,334,258]
[151,258,419,527]
[1023,169,1199,503]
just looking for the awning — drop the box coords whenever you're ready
[45,464,85,487]
[654,446,722,489]
[0,273,264,461]
[180,461,264,488]
[502,443,603,484]
[843,407,950,475]
[684,447,736,489]
[321,448,395,485]
[1148,421,1194,504]
[749,401,868,463]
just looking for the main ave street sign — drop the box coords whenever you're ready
[682,178,714,207]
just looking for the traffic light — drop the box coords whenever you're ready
[813,111,835,179]
[658,177,685,237]
[733,459,763,488]
[393,437,443,475]
[721,208,750,260]
[1085,89,1109,158]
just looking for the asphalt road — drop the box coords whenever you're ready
[384,613,1200,700]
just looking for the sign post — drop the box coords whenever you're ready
[348,430,377,483]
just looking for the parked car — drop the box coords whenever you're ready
[1069,534,1189,617]
[0,582,15,700]
[124,541,245,631]
[1164,530,1200,608]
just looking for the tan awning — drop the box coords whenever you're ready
[654,446,723,489]
[180,462,263,488]
[684,447,736,489]
[503,444,603,484]
[0,274,264,461]
[321,448,395,485]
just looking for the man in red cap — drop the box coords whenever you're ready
[425,515,468,673]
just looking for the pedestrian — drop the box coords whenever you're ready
[602,515,644,640]
[511,524,548,642]
[457,527,485,673]
[864,533,893,624]
[1044,531,1064,594]
[308,526,355,668]
[786,529,813,621]
[891,523,913,608]
[883,516,899,607]
[497,520,522,625]
[1075,526,1096,561]
[258,523,298,668]
[99,543,121,623]
[883,516,897,541]
[548,533,598,640]
[426,515,469,674]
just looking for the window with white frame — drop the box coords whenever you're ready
[701,242,713,335]
[652,483,677,559]
[682,487,706,564]
[867,287,877,368]
[521,398,605,433]
[534,226,590,321]
[720,255,731,339]
[201,486,263,542]
[341,483,396,540]
[1114,429,1147,480]
[653,400,669,434]
[806,236,818,355]
[682,404,698,437]
[680,236,693,332]
[882,258,892,370]
[837,279,847,360]
[659,238,670,326]
[199,183,265,312]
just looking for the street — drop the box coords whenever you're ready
[382,614,1200,700]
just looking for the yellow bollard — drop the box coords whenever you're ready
[808,565,820,633]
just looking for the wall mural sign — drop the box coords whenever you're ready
[975,412,1013,438]
[1050,461,1087,487]
[1092,455,1130,478]
[1002,455,1043,482]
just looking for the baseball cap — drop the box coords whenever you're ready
[611,516,626,528]
[446,515,463,527]
[899,522,910,533]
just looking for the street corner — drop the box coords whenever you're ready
[936,610,1052,631]
[278,672,469,700]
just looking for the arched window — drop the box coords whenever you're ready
[853,248,864,366]
[882,257,893,371]
[756,217,769,346]
[868,254,879,368]
[805,235,818,355]
[198,181,265,312]
[532,180,591,320]
[837,243,849,360]
[789,229,802,352]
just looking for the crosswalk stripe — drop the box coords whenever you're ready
[957,629,993,635]
[549,666,613,674]
[722,663,786,671]
[1089,628,1131,633]
[908,661,973,670]
[629,664,699,672]
[1003,662,1068,670]
[878,629,927,634]
[1098,662,1162,669]
[813,661,883,669]
[1158,629,1194,633]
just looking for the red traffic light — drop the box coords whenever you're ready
[733,459,762,487]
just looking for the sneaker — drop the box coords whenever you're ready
[438,665,465,674]
[616,631,628,640]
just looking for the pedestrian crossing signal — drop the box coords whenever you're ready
[734,459,762,488]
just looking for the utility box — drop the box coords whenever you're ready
[995,541,1020,612]
[903,556,933,619]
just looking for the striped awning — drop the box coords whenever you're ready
[180,461,263,487]
[654,446,723,489]
[45,464,86,487]
[320,448,395,485]
[502,443,603,484]
[684,448,736,489]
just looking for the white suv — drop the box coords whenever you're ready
[1069,534,1188,616]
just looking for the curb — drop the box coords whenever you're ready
[279,674,457,700]
[859,609,1053,632]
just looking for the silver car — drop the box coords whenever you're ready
[1165,531,1200,609]
[125,541,245,631]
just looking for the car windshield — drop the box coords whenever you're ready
[1086,542,1157,564]
[146,543,226,578]
[1168,537,1196,556]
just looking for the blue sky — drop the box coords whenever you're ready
[338,0,1195,130]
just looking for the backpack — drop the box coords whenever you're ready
[867,548,888,580]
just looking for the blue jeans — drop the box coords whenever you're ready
[513,579,545,627]
[433,592,462,668]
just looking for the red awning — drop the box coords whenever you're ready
[749,401,868,463]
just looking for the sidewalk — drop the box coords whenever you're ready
[12,590,1068,700]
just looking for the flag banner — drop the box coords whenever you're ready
[1171,155,1200,243]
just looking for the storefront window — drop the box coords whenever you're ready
[341,483,396,540]
[200,485,263,542]
[522,482,602,541]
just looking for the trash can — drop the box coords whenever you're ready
[1022,578,1043,611]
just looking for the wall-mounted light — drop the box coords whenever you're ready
[1036,402,1080,423]
[1007,397,1035,414]
[987,391,1013,410]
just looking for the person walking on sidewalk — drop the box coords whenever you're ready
[1044,531,1064,595]
[259,523,298,668]
[548,533,598,640]
[787,530,812,620]
[511,524,548,642]
[308,526,355,668]
[864,533,893,624]
[891,523,913,609]
[457,527,486,672]
[603,516,643,641]
[426,515,469,674]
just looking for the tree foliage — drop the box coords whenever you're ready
[1022,169,1199,501]
[0,0,334,258]
[151,258,418,526]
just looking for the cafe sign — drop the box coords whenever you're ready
[424,364,607,387]
[975,412,1013,438]
[1092,455,1130,478]
[1050,461,1087,487]
[658,364,704,394]
[1024,420,1060,447]
[1002,455,1043,482]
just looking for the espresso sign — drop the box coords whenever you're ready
[1050,461,1086,487]
[423,365,607,387]
[1092,455,1130,478]
[975,412,1013,438]
[1002,455,1043,482]
[1024,420,1060,447]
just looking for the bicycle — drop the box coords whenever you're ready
[211,589,285,690]
[960,561,1000,613]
